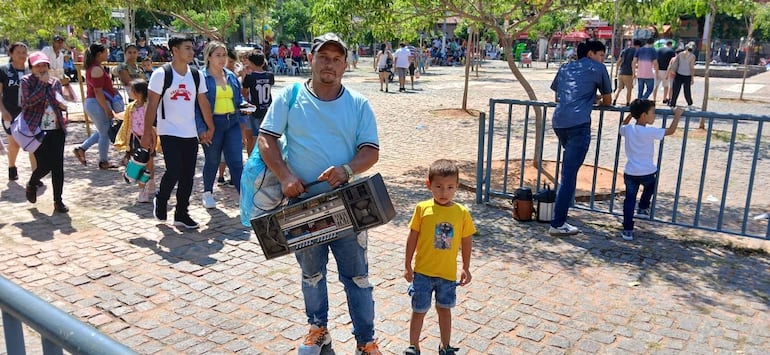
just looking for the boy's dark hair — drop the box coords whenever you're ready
[584,40,606,55]
[646,37,654,45]
[633,39,643,47]
[248,51,266,67]
[629,99,655,120]
[428,159,459,182]
[227,48,237,62]
[168,35,193,50]
[130,79,148,101]
[124,44,137,51]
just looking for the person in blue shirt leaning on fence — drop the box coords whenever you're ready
[549,40,613,236]
[258,33,382,354]
[619,99,682,240]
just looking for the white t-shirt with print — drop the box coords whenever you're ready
[148,65,207,138]
[619,124,666,176]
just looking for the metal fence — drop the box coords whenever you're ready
[0,275,135,355]
[476,99,770,239]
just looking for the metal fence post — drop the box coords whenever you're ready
[2,311,25,355]
[476,111,486,204]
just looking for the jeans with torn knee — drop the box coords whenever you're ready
[295,230,375,344]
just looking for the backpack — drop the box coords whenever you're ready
[158,63,200,120]
[240,83,301,227]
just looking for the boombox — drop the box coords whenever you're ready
[250,173,396,260]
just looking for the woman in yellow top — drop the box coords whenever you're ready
[195,41,253,209]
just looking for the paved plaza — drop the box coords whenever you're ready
[1,57,769,354]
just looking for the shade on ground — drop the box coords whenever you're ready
[458,159,623,201]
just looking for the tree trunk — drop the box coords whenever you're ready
[462,29,473,111]
[699,2,717,129]
[739,17,755,101]
[502,38,542,168]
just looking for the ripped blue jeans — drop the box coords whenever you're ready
[295,230,374,344]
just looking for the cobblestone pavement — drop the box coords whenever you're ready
[1,57,769,354]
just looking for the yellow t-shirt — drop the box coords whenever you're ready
[409,199,476,281]
[213,85,235,114]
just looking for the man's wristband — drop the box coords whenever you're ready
[342,164,354,180]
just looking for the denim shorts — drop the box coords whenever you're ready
[408,272,457,313]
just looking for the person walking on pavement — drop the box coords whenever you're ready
[548,41,612,236]
[73,43,121,169]
[669,42,697,110]
[374,43,392,92]
[653,40,676,103]
[393,42,412,92]
[0,42,38,182]
[632,38,658,100]
[612,39,640,106]
[140,35,215,229]
[20,52,70,213]
[196,41,249,209]
[258,32,382,355]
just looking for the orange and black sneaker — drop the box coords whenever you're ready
[355,340,382,355]
[298,325,331,355]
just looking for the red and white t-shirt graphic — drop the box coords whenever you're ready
[170,84,193,101]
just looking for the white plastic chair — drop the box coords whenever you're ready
[285,58,299,76]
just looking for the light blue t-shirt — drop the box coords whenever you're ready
[550,57,611,129]
[260,82,380,196]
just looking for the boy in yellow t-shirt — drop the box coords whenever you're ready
[404,159,476,355]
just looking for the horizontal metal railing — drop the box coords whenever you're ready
[0,275,135,355]
[477,99,770,239]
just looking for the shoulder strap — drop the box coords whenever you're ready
[288,82,300,109]
[160,63,172,120]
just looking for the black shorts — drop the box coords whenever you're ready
[378,67,390,73]
[408,62,416,75]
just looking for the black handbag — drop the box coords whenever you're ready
[108,119,122,143]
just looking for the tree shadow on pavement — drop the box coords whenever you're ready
[13,207,76,241]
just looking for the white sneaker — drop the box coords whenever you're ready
[548,223,580,236]
[754,212,769,220]
[620,230,634,241]
[687,105,695,111]
[137,189,150,203]
[201,191,216,209]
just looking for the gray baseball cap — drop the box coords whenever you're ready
[311,33,347,58]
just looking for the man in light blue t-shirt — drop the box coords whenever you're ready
[549,40,612,236]
[258,33,382,355]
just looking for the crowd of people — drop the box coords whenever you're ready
[1,32,483,355]
[613,38,698,109]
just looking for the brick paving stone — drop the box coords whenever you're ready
[517,327,546,342]
[617,337,649,352]
[88,314,113,327]
[224,340,251,352]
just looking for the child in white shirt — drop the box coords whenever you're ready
[619,99,683,240]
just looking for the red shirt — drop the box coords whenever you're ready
[85,64,117,99]
[290,46,301,58]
